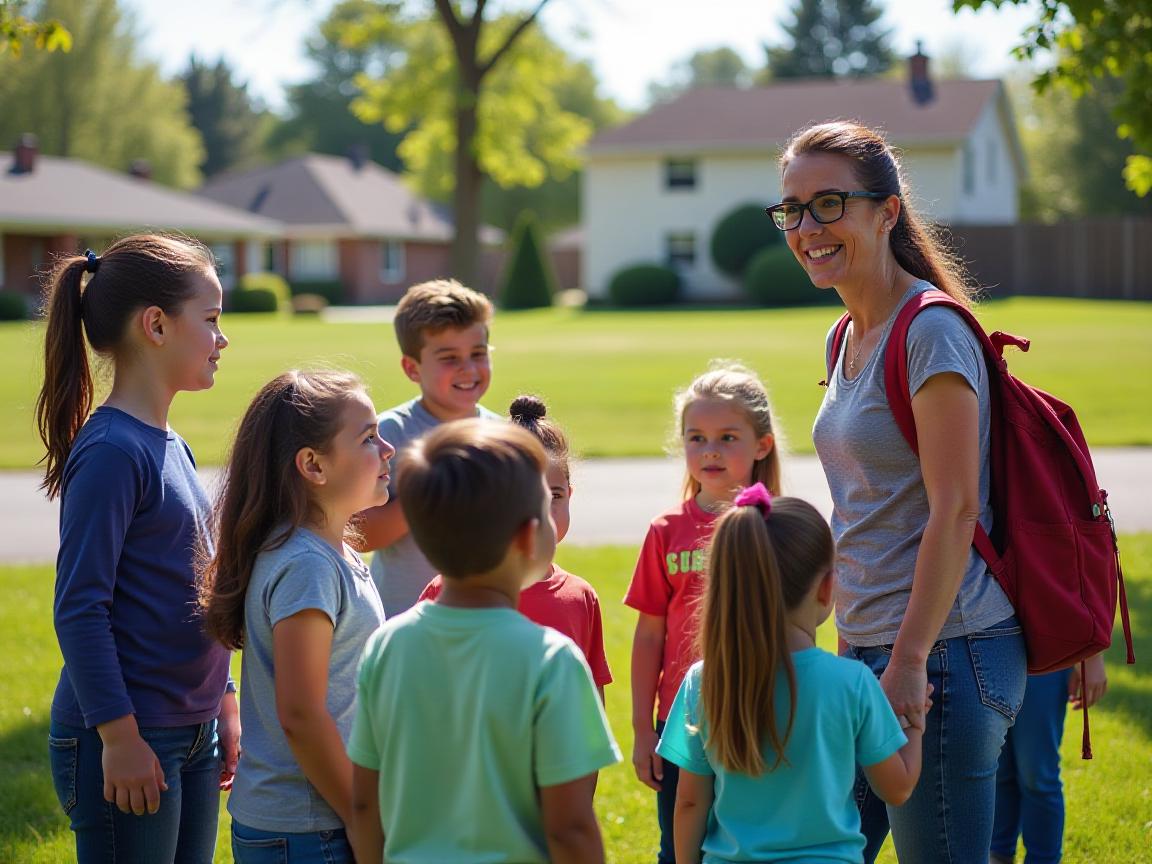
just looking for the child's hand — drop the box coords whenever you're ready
[898,683,934,734]
[218,690,241,791]
[631,726,663,791]
[98,717,168,815]
[1069,654,1108,710]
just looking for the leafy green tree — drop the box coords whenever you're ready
[0,0,203,187]
[499,211,555,309]
[954,0,1152,195]
[180,56,268,178]
[764,0,894,80]
[1,0,70,56]
[268,0,406,171]
[648,46,752,104]
[344,1,592,285]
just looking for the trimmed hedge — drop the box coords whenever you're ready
[608,264,680,307]
[230,287,279,313]
[0,292,28,321]
[743,246,822,307]
[500,212,556,310]
[290,279,344,305]
[710,202,779,278]
[238,272,291,307]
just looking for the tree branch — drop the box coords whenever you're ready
[432,0,466,52]
[477,0,550,80]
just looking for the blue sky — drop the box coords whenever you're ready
[123,0,1041,112]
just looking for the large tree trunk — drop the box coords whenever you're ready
[451,80,482,286]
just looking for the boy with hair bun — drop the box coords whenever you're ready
[359,279,502,617]
[347,420,620,864]
[418,394,613,697]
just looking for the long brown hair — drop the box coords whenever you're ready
[675,362,783,500]
[699,496,833,775]
[199,369,365,649]
[36,234,216,498]
[780,121,977,307]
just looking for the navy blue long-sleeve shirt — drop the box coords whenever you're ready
[52,407,229,729]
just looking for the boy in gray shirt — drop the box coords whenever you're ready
[361,280,501,617]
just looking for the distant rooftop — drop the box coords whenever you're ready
[0,151,281,237]
[199,153,502,244]
[588,79,1004,155]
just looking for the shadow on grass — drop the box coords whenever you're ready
[1096,574,1152,739]
[0,717,68,851]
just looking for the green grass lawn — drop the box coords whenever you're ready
[2,298,1150,468]
[3,537,1151,863]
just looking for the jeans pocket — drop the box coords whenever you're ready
[967,625,1027,721]
[47,735,78,815]
[319,829,354,864]
[232,833,289,864]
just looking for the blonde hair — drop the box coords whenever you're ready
[393,279,493,359]
[674,362,783,500]
[699,496,833,775]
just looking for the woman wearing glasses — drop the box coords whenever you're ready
[767,121,1026,863]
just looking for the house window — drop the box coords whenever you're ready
[963,142,976,196]
[209,243,235,286]
[665,158,697,190]
[290,240,338,279]
[666,232,696,271]
[986,138,998,185]
[380,240,405,282]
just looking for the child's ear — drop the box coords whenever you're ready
[815,569,835,606]
[511,517,540,560]
[400,355,422,384]
[295,447,326,486]
[755,432,775,461]
[139,305,166,346]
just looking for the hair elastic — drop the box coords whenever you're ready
[83,249,100,274]
[733,482,773,516]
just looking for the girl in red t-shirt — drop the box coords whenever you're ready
[418,395,612,696]
[625,362,783,864]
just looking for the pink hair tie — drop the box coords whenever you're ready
[733,482,773,516]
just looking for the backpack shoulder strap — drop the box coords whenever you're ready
[883,288,1001,570]
[823,312,852,387]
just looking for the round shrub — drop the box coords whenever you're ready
[0,292,28,321]
[291,293,329,315]
[743,246,820,307]
[710,202,780,278]
[291,279,344,305]
[500,212,556,310]
[238,272,291,307]
[230,287,279,313]
[608,264,680,307]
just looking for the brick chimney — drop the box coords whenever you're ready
[11,133,38,174]
[908,41,934,106]
[129,159,152,181]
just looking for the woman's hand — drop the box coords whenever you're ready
[880,656,929,731]
[1069,653,1108,710]
[98,715,168,815]
[217,690,241,791]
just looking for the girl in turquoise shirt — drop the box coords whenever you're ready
[657,486,928,863]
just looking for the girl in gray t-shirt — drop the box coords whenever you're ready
[200,370,393,862]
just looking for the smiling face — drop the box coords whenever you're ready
[780,152,900,294]
[312,390,395,519]
[683,397,774,509]
[162,269,228,392]
[546,457,572,544]
[402,322,492,421]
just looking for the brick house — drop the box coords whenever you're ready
[0,136,281,300]
[198,151,507,303]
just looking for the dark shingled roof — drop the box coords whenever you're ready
[588,79,1004,155]
[199,153,502,244]
[0,152,281,236]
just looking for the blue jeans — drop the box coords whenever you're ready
[845,616,1027,864]
[654,719,680,864]
[991,669,1073,864]
[232,821,354,864]
[48,718,221,864]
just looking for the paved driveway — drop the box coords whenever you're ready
[4,450,1150,563]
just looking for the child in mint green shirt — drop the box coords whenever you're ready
[657,486,927,864]
[347,420,620,864]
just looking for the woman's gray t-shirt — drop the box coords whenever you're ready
[813,282,1014,647]
[229,527,385,831]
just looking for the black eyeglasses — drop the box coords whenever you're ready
[765,191,890,231]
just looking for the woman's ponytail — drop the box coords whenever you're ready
[36,257,94,499]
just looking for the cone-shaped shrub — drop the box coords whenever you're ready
[500,212,557,309]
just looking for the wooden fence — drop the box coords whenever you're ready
[947,219,1152,301]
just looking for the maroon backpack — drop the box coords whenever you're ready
[827,289,1134,756]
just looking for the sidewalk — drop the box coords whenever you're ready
[4,450,1151,563]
